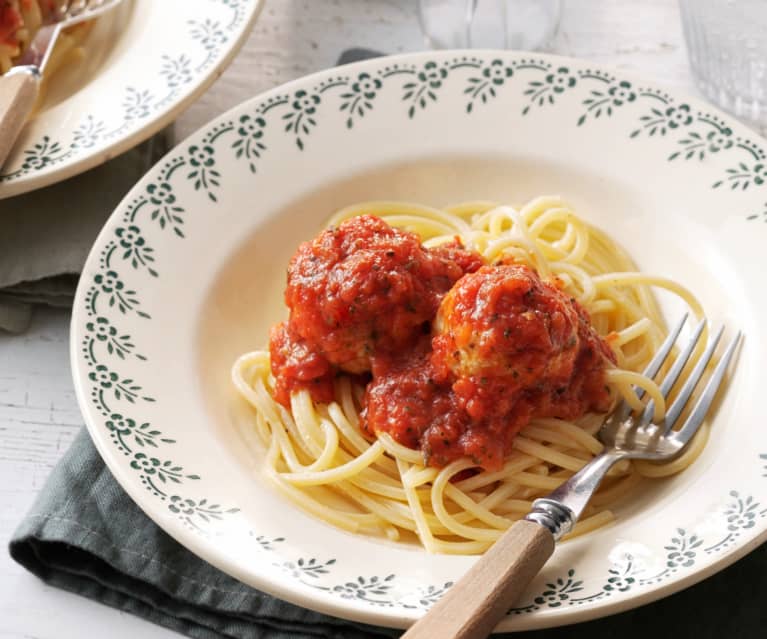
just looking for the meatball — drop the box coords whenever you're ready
[431,264,614,423]
[284,215,482,373]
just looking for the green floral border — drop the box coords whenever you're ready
[0,0,257,188]
[76,52,767,618]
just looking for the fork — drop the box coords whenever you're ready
[0,0,124,168]
[403,315,741,639]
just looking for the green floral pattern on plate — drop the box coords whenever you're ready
[80,54,766,222]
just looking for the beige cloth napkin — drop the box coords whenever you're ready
[0,129,172,333]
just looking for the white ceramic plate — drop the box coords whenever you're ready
[71,51,765,631]
[0,0,263,200]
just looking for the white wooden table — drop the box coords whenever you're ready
[0,1,747,637]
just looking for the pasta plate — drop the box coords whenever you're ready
[71,50,764,631]
[0,0,263,199]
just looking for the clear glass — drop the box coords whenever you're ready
[418,0,562,51]
[679,0,767,123]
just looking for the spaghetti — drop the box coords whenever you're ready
[232,197,705,554]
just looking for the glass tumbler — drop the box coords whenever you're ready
[418,0,562,51]
[679,0,767,123]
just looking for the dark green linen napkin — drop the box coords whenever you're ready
[9,429,396,639]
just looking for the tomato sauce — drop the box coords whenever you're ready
[268,322,335,407]
[269,216,615,471]
[363,341,475,468]
[0,2,23,47]
[1,1,58,49]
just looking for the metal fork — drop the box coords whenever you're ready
[404,315,741,639]
[0,0,125,167]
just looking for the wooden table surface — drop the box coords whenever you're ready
[0,1,753,637]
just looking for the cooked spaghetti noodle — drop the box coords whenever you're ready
[232,197,705,554]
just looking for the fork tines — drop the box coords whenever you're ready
[623,314,741,444]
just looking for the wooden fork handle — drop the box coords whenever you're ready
[403,520,554,639]
[0,68,40,170]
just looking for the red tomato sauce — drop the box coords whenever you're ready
[1,1,58,48]
[269,322,335,407]
[0,2,23,47]
[269,216,615,471]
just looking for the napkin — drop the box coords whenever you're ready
[8,47,767,639]
[9,429,396,639]
[0,130,172,333]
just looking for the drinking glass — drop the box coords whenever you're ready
[679,0,767,123]
[418,0,562,51]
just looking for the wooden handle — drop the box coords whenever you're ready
[0,69,40,170]
[403,520,555,639]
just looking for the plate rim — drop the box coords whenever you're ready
[70,48,767,631]
[0,0,265,200]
